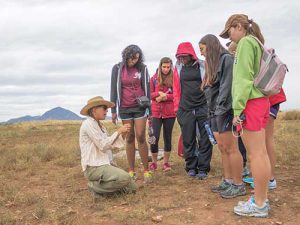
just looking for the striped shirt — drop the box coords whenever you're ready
[79,117,125,171]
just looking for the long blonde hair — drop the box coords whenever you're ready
[157,57,173,88]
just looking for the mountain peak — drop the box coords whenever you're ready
[4,107,83,124]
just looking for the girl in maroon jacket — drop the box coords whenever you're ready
[149,57,176,172]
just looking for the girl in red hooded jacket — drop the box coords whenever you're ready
[149,57,176,172]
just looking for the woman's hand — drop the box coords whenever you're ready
[117,124,131,135]
[232,115,243,126]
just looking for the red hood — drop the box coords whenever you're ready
[175,42,198,61]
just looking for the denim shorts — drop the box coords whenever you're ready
[270,104,280,119]
[211,113,233,133]
[119,107,148,120]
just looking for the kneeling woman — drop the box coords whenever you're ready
[79,96,136,198]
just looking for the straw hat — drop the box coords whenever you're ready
[80,96,115,116]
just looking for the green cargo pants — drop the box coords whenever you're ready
[84,164,136,195]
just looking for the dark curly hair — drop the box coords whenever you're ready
[121,44,145,71]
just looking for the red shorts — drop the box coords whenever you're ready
[238,97,270,132]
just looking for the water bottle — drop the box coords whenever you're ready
[204,122,217,145]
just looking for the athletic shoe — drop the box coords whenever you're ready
[234,197,269,217]
[242,177,254,184]
[128,171,137,180]
[196,171,208,180]
[187,169,196,177]
[250,179,277,190]
[237,196,270,211]
[149,162,157,171]
[162,163,171,172]
[268,179,277,190]
[220,184,246,199]
[242,166,250,177]
[211,180,231,193]
[144,171,153,183]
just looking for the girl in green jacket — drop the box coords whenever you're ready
[220,14,271,218]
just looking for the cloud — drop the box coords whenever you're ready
[0,0,299,121]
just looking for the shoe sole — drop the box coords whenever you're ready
[234,210,268,218]
[221,191,247,199]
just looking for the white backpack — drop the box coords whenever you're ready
[252,35,288,96]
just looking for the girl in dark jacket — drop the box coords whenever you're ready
[149,57,176,172]
[110,45,152,182]
[199,34,244,198]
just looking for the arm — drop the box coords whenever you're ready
[232,38,256,116]
[110,64,119,114]
[173,66,180,113]
[215,55,233,113]
[84,120,122,152]
[150,75,160,100]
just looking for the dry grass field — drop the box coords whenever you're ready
[0,111,299,225]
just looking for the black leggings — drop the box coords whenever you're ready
[150,117,175,153]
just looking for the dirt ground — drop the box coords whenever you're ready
[0,120,299,225]
[2,160,299,225]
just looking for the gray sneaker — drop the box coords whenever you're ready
[234,198,269,217]
[220,184,246,199]
[211,180,231,193]
[238,196,271,211]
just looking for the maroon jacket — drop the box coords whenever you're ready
[150,73,176,118]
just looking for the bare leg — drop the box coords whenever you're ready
[242,129,270,206]
[266,117,276,179]
[123,120,135,171]
[163,151,170,164]
[220,132,243,184]
[214,132,232,180]
[151,153,158,164]
[134,117,149,171]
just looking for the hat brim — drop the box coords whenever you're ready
[219,28,230,39]
[80,100,115,116]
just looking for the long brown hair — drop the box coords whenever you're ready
[229,14,264,44]
[157,57,173,87]
[199,34,227,90]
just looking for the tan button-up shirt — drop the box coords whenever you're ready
[79,117,125,171]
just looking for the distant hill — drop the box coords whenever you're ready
[4,107,84,124]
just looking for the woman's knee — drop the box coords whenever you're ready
[126,133,135,143]
[136,134,146,144]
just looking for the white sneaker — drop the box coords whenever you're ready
[269,179,277,190]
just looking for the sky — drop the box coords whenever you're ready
[0,0,299,122]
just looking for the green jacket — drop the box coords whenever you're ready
[232,35,264,116]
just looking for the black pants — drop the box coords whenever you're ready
[238,137,247,167]
[150,117,176,153]
[177,106,212,173]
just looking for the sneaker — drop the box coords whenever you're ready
[196,171,208,180]
[187,169,196,177]
[220,184,246,199]
[211,180,231,193]
[163,163,171,172]
[128,171,137,180]
[249,179,277,190]
[234,198,269,217]
[242,177,254,184]
[144,171,153,183]
[242,166,250,177]
[149,162,157,171]
[238,196,270,211]
[268,179,277,190]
